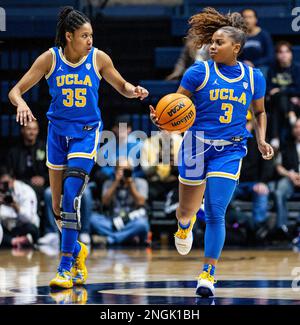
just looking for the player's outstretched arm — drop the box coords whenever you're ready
[8,50,52,126]
[96,49,148,100]
[251,97,274,160]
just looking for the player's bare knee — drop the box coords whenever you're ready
[177,206,195,220]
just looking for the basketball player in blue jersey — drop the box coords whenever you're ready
[150,7,274,297]
[9,6,148,289]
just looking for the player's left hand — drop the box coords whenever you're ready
[258,141,274,160]
[133,86,149,100]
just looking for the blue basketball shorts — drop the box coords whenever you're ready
[178,131,248,186]
[46,121,102,170]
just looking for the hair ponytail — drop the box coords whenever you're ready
[55,6,90,48]
[188,7,248,51]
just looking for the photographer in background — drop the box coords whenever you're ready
[0,166,39,248]
[90,158,150,246]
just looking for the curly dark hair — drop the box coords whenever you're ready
[188,7,248,52]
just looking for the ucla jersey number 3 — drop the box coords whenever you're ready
[219,103,233,124]
[62,88,87,108]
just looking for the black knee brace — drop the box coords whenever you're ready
[60,167,89,231]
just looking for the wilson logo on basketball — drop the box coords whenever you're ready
[155,93,196,132]
[171,110,195,127]
[167,102,185,117]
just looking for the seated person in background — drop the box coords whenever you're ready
[240,8,274,73]
[97,115,144,179]
[141,131,182,201]
[266,41,300,149]
[90,158,149,246]
[165,37,210,81]
[271,119,300,240]
[0,166,39,248]
[6,120,48,200]
[232,113,274,238]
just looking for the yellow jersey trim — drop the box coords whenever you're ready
[214,61,245,83]
[206,159,242,180]
[67,123,100,161]
[92,48,102,80]
[178,176,206,186]
[46,161,67,170]
[46,141,67,170]
[249,66,255,95]
[58,47,88,68]
[195,61,209,91]
[45,48,56,80]
[206,172,240,180]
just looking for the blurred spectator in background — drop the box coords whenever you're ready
[231,113,274,240]
[271,119,300,240]
[6,120,48,200]
[0,166,39,248]
[90,158,149,246]
[141,131,182,201]
[38,185,93,247]
[165,38,210,81]
[96,115,144,180]
[240,8,274,74]
[267,41,300,149]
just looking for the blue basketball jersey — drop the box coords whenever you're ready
[45,47,102,138]
[180,59,266,142]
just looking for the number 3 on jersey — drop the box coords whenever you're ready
[62,88,87,108]
[219,103,233,124]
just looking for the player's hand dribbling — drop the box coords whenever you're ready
[16,103,36,126]
[149,105,172,134]
[149,105,162,129]
[258,141,274,160]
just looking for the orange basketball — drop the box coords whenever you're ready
[155,93,196,133]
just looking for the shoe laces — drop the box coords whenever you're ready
[174,216,196,239]
[57,268,70,278]
[174,227,189,240]
[197,271,217,284]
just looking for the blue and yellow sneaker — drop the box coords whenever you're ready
[174,215,196,255]
[49,268,73,289]
[71,241,88,285]
[196,267,217,297]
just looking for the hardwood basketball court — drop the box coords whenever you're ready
[0,247,299,305]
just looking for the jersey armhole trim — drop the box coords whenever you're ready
[45,48,56,80]
[249,66,255,96]
[195,61,209,92]
[93,48,102,80]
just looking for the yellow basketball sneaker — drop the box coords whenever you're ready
[49,269,73,289]
[174,215,196,255]
[196,267,216,297]
[71,241,88,285]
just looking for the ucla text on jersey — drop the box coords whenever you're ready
[46,47,102,138]
[180,59,266,143]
